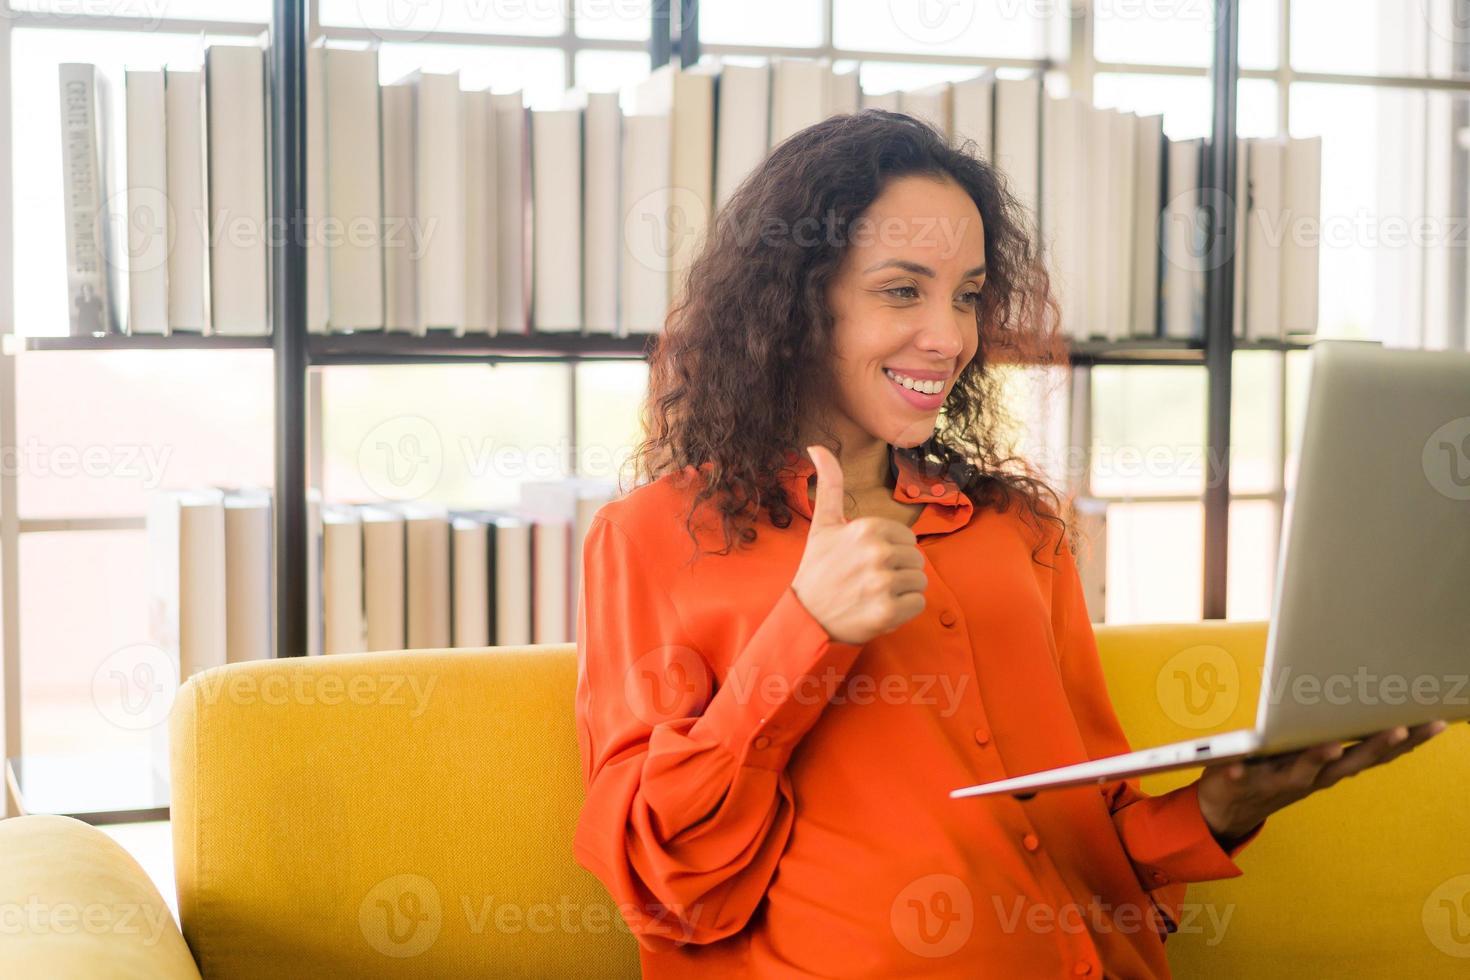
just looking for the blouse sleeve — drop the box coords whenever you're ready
[1048,532,1265,934]
[572,514,866,949]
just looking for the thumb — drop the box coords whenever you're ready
[806,445,847,529]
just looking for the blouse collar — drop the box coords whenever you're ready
[776,444,974,535]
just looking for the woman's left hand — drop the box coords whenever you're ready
[1195,719,1451,845]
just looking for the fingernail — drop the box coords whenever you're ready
[1430,720,1448,736]
[1389,726,1408,744]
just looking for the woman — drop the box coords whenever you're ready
[573,109,1445,977]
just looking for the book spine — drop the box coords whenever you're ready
[58,64,117,336]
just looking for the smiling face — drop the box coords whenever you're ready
[820,174,986,451]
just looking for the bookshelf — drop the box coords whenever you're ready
[0,0,1312,821]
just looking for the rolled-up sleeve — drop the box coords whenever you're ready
[1047,533,1264,932]
[572,514,864,949]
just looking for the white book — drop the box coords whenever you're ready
[361,505,406,651]
[450,513,491,648]
[769,57,829,146]
[517,478,618,635]
[634,63,717,313]
[405,70,465,333]
[223,488,271,664]
[125,69,168,335]
[324,47,384,331]
[487,511,532,647]
[993,75,1042,222]
[1280,135,1321,338]
[58,63,120,335]
[322,504,365,655]
[862,90,900,112]
[403,504,451,649]
[531,107,584,332]
[494,91,532,334]
[900,81,953,139]
[1106,110,1138,341]
[306,46,328,334]
[583,91,621,334]
[1084,107,1116,341]
[1162,137,1205,340]
[164,68,210,333]
[714,61,770,210]
[532,516,571,644]
[1232,137,1249,339]
[1130,113,1164,338]
[952,71,995,160]
[205,44,269,335]
[1041,95,1088,339]
[827,64,860,116]
[307,488,322,656]
[147,488,226,683]
[620,112,672,334]
[462,89,499,334]
[381,82,418,333]
[1245,137,1285,341]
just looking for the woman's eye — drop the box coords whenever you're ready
[957,290,981,306]
[885,285,920,300]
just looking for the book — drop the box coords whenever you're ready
[531,106,584,332]
[1108,110,1138,341]
[900,81,953,138]
[403,70,466,333]
[361,505,406,651]
[462,88,499,334]
[58,63,120,335]
[1041,95,1087,339]
[223,488,272,663]
[322,504,366,654]
[164,68,210,333]
[450,512,491,647]
[713,61,770,210]
[307,488,322,655]
[620,111,672,334]
[488,511,533,646]
[403,504,451,649]
[306,45,328,334]
[993,74,1042,222]
[583,90,621,334]
[770,57,830,146]
[532,515,571,644]
[1280,136,1322,338]
[951,71,995,160]
[124,69,168,335]
[1245,137,1285,341]
[494,90,532,334]
[1130,113,1164,339]
[205,44,269,335]
[1232,137,1249,339]
[1084,106,1116,341]
[862,89,900,112]
[517,478,618,634]
[827,64,860,116]
[381,82,418,334]
[324,46,385,331]
[1161,137,1205,340]
[147,489,226,683]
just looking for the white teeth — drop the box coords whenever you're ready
[885,369,945,395]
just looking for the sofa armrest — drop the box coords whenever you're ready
[0,814,201,980]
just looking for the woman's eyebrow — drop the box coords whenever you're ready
[862,258,987,279]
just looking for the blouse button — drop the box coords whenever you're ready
[972,727,990,746]
[753,735,771,750]
[1022,833,1040,852]
[903,483,921,498]
[929,482,945,496]
[939,609,957,628]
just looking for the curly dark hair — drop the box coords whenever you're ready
[625,107,1074,568]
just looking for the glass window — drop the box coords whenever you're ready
[319,0,564,38]
[1291,0,1468,79]
[1093,74,1279,140]
[858,61,998,97]
[575,0,652,40]
[376,42,566,107]
[1090,366,1207,497]
[705,0,823,49]
[1229,350,1285,495]
[1226,498,1278,620]
[574,48,650,102]
[833,0,1047,59]
[574,361,649,486]
[321,363,572,508]
[1093,0,1279,71]
[13,0,270,19]
[1105,501,1204,623]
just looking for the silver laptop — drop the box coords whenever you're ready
[951,340,1470,800]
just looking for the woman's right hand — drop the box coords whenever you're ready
[790,444,928,645]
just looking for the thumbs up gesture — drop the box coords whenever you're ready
[790,445,928,645]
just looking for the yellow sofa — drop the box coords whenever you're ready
[1,623,1466,978]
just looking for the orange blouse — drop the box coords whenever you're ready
[574,444,1262,978]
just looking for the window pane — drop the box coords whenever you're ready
[376,42,566,107]
[706,0,823,48]
[574,361,649,483]
[1093,74,1278,140]
[1289,85,1467,347]
[833,0,1046,59]
[13,0,269,19]
[17,352,274,518]
[11,29,262,338]
[1292,0,1468,79]
[858,61,998,98]
[1229,350,1284,494]
[1227,498,1278,620]
[574,48,650,102]
[1094,0,1278,71]
[1090,366,1206,497]
[1105,501,1203,623]
[994,364,1073,491]
[320,0,564,37]
[322,364,571,508]
[575,0,652,40]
